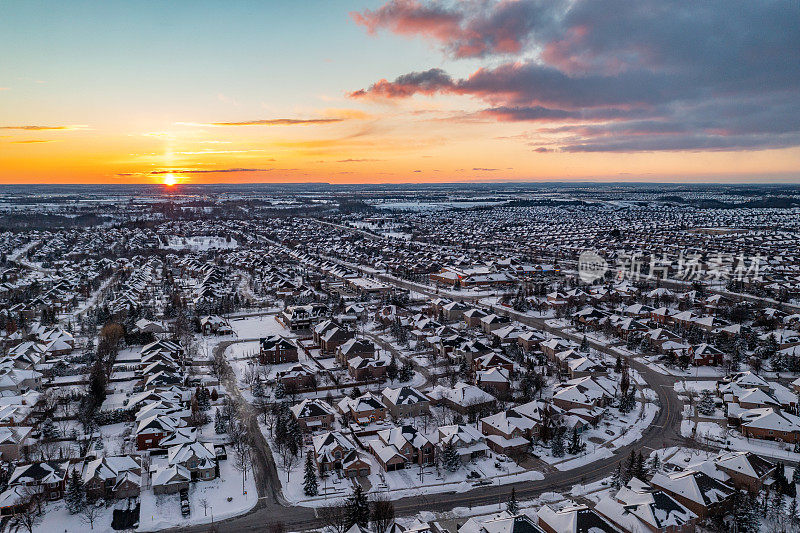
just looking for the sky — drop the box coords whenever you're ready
[1,0,799,185]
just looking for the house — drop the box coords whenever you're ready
[151,464,191,495]
[275,363,317,390]
[436,424,489,463]
[537,501,619,533]
[463,308,488,328]
[136,414,185,450]
[313,431,371,478]
[739,407,800,443]
[375,425,435,468]
[475,367,511,396]
[348,354,388,381]
[0,485,30,516]
[259,335,298,364]
[8,461,69,500]
[382,386,431,418]
[291,399,336,431]
[442,301,470,321]
[0,426,32,462]
[337,338,375,365]
[428,382,496,415]
[472,352,514,373]
[690,343,724,366]
[552,376,615,413]
[338,393,387,424]
[168,441,217,481]
[200,315,233,336]
[320,327,353,355]
[460,512,546,533]
[705,451,775,493]
[480,409,535,454]
[594,478,697,533]
[313,320,339,346]
[83,455,142,500]
[480,314,511,334]
[650,470,735,519]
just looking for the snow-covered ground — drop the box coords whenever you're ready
[138,458,257,532]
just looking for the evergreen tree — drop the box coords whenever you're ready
[274,381,286,399]
[770,488,785,519]
[623,451,636,484]
[506,487,519,515]
[731,491,761,533]
[399,361,414,382]
[610,463,622,489]
[386,355,398,382]
[697,389,715,416]
[551,427,565,458]
[793,464,800,487]
[649,454,661,476]
[214,408,227,434]
[41,418,59,441]
[442,442,461,472]
[252,379,264,398]
[303,452,318,497]
[66,469,85,514]
[346,485,371,528]
[580,335,589,352]
[635,452,646,480]
[567,428,585,455]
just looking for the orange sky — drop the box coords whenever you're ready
[2,1,799,185]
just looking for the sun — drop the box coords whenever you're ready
[162,174,178,187]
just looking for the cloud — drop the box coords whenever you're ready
[9,139,55,144]
[472,167,500,171]
[349,68,453,99]
[177,118,347,127]
[0,87,9,91]
[350,0,800,152]
[352,0,563,58]
[0,125,87,131]
[150,168,284,175]
[337,158,383,163]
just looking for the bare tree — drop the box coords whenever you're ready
[371,495,395,533]
[80,501,103,529]
[279,445,299,482]
[13,488,42,533]
[199,498,210,516]
[232,445,251,494]
[318,502,350,533]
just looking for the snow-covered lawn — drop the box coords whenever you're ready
[674,380,719,394]
[138,458,257,532]
[229,314,294,340]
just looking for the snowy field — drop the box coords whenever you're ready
[229,314,294,340]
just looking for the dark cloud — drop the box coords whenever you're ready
[351,0,800,152]
[337,158,384,162]
[472,167,500,171]
[352,0,564,58]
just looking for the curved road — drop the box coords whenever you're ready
[177,272,686,532]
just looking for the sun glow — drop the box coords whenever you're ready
[162,174,178,186]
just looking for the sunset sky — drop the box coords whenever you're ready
[1,0,798,185]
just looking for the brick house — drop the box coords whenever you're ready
[259,335,298,364]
